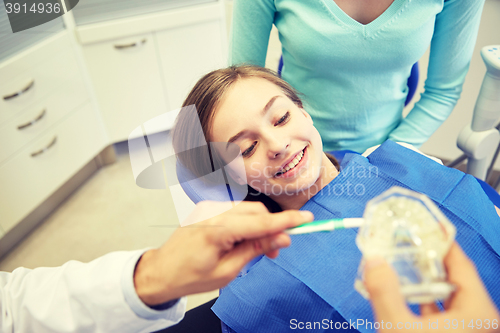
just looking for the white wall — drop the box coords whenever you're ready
[225,0,500,164]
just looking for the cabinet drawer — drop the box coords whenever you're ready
[0,33,82,127]
[0,103,106,233]
[0,79,89,164]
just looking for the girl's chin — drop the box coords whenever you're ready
[264,177,320,197]
[291,179,321,194]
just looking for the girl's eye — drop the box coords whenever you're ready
[275,111,290,126]
[242,141,257,157]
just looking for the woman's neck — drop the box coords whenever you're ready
[272,153,339,210]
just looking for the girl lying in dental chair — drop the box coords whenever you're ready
[171,66,500,333]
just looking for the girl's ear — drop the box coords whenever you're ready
[300,108,313,124]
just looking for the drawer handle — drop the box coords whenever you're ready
[18,108,47,130]
[114,39,147,49]
[31,136,57,158]
[3,79,35,101]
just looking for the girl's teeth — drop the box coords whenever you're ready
[280,150,304,174]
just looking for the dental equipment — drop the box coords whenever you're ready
[448,45,500,183]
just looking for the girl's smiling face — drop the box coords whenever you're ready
[210,77,336,206]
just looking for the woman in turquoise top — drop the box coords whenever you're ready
[230,0,485,152]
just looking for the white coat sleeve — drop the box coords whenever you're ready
[0,249,187,333]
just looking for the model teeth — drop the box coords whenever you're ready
[278,149,304,175]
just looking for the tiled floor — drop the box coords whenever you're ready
[0,138,218,311]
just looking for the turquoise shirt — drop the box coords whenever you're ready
[230,0,485,152]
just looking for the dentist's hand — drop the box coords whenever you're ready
[364,242,500,332]
[133,201,313,306]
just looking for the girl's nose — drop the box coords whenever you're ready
[267,135,290,159]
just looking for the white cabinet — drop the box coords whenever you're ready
[81,33,168,142]
[0,34,90,163]
[77,1,227,142]
[0,32,107,245]
[0,103,106,233]
[0,79,88,164]
[156,20,226,111]
[0,34,82,127]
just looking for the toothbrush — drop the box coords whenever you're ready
[285,218,364,235]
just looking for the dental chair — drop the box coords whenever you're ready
[447,46,500,188]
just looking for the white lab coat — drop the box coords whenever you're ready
[0,249,186,333]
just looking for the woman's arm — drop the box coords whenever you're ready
[388,0,485,147]
[229,0,276,66]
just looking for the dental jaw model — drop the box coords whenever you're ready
[355,187,456,304]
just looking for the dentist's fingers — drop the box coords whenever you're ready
[444,242,482,291]
[420,302,440,316]
[442,242,500,321]
[219,233,291,275]
[227,201,270,214]
[214,209,314,242]
[364,257,415,324]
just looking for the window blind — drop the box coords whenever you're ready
[0,4,64,62]
[72,0,216,26]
